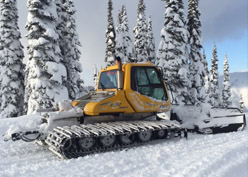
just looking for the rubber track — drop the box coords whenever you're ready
[45,120,183,159]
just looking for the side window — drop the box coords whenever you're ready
[136,68,149,85]
[131,67,168,101]
[146,68,161,84]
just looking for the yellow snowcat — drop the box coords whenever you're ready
[5,58,245,159]
[6,59,186,159]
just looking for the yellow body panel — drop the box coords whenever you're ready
[84,91,135,116]
[83,62,170,116]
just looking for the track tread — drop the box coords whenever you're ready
[45,120,183,159]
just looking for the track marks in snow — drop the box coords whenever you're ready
[183,133,248,177]
[168,132,247,177]
[0,120,247,177]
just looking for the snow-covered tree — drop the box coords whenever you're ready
[202,49,210,95]
[239,94,244,113]
[178,0,185,19]
[156,0,189,105]
[93,65,98,90]
[0,0,25,118]
[56,0,84,100]
[222,54,232,108]
[25,0,68,114]
[133,0,148,62]
[115,10,123,60]
[187,0,205,104]
[147,16,156,63]
[105,0,116,66]
[209,44,220,107]
[115,5,136,63]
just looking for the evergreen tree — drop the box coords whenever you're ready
[93,65,98,90]
[133,0,148,62]
[202,49,210,94]
[178,0,185,19]
[0,0,25,118]
[147,16,156,63]
[239,94,244,113]
[25,0,68,114]
[56,0,84,100]
[105,0,116,66]
[115,10,124,60]
[222,54,232,107]
[121,5,136,62]
[156,0,189,105]
[115,6,136,63]
[187,0,205,104]
[209,43,220,107]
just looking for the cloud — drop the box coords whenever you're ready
[199,0,248,42]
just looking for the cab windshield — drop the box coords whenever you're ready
[98,70,118,89]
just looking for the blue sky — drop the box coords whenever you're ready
[16,0,248,86]
[203,29,248,73]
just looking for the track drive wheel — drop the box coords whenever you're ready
[156,129,167,139]
[138,130,152,142]
[119,133,134,144]
[100,135,116,147]
[78,137,95,150]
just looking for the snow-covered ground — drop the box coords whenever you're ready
[0,115,247,177]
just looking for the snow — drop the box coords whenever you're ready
[3,105,84,141]
[0,115,247,177]
[3,114,42,141]
[45,62,67,85]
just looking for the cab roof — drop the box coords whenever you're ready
[102,62,156,72]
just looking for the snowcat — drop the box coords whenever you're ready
[4,58,246,159]
[4,59,187,159]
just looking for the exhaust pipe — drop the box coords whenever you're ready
[116,57,123,90]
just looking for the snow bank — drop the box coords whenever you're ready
[3,114,42,141]
[3,101,84,141]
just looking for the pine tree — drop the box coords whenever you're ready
[209,43,220,107]
[105,0,116,66]
[222,54,232,108]
[156,0,189,105]
[121,5,136,62]
[0,0,25,118]
[202,49,210,95]
[147,16,156,63]
[115,10,124,60]
[25,0,68,114]
[202,49,211,104]
[178,0,185,19]
[57,0,84,100]
[133,0,148,62]
[239,94,244,113]
[116,5,136,63]
[187,0,205,104]
[93,65,98,90]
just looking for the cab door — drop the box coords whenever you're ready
[126,66,169,113]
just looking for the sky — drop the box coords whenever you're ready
[16,0,248,86]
